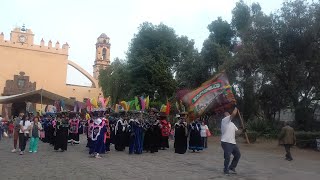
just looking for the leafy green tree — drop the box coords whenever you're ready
[201,17,234,75]
[127,22,179,100]
[175,36,206,89]
[227,0,320,129]
[99,58,130,104]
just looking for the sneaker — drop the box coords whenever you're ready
[19,151,24,155]
[29,150,33,153]
[224,171,230,176]
[11,149,17,153]
[33,151,37,153]
[229,168,237,174]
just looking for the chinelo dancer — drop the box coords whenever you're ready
[188,119,203,152]
[88,111,106,158]
[68,112,81,145]
[54,112,69,152]
[128,111,143,154]
[174,112,188,154]
[104,112,111,153]
[114,112,127,151]
[159,112,170,150]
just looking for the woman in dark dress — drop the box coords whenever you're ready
[188,120,203,152]
[143,121,152,152]
[114,118,126,151]
[148,120,161,153]
[54,115,69,152]
[174,117,188,154]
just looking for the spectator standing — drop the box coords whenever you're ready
[279,122,296,161]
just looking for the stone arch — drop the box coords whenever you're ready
[67,60,97,88]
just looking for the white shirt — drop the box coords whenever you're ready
[19,120,32,133]
[221,115,238,144]
[200,125,208,137]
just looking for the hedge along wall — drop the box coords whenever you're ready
[295,131,320,149]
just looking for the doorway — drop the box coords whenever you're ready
[11,102,26,117]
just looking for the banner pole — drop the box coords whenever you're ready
[238,110,250,144]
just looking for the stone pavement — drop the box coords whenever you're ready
[0,135,319,180]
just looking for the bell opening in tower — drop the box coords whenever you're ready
[102,48,107,60]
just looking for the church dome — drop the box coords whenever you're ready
[99,33,109,39]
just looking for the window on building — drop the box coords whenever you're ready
[102,48,107,60]
[17,79,25,88]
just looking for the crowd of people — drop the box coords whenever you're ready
[2,109,210,158]
[0,106,297,176]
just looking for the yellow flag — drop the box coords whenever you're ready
[145,96,150,109]
[91,98,98,108]
[85,113,91,120]
[120,101,129,111]
[160,104,167,112]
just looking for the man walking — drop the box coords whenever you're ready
[11,113,23,153]
[221,107,242,175]
[279,122,296,161]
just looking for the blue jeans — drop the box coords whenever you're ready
[221,142,241,172]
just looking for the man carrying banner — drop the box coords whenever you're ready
[221,106,244,175]
[180,71,249,175]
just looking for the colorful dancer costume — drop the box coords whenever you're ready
[88,117,106,158]
[68,116,80,145]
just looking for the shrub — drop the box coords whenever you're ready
[212,128,221,136]
[295,131,320,149]
[246,117,281,139]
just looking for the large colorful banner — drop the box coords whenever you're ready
[182,72,236,117]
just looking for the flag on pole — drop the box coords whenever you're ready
[145,96,150,109]
[135,96,140,110]
[120,101,129,111]
[160,104,167,112]
[91,98,98,108]
[140,96,146,111]
[166,101,170,115]
[181,71,236,117]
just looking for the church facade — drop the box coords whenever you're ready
[0,26,110,117]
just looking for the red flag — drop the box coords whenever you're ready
[166,101,170,115]
[182,71,236,117]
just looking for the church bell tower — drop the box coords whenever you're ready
[93,33,110,79]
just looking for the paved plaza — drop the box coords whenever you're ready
[0,136,319,180]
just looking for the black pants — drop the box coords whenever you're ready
[19,133,28,152]
[284,144,293,160]
[221,142,241,172]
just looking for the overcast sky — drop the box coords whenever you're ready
[1,0,283,86]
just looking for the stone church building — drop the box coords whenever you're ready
[0,25,110,117]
